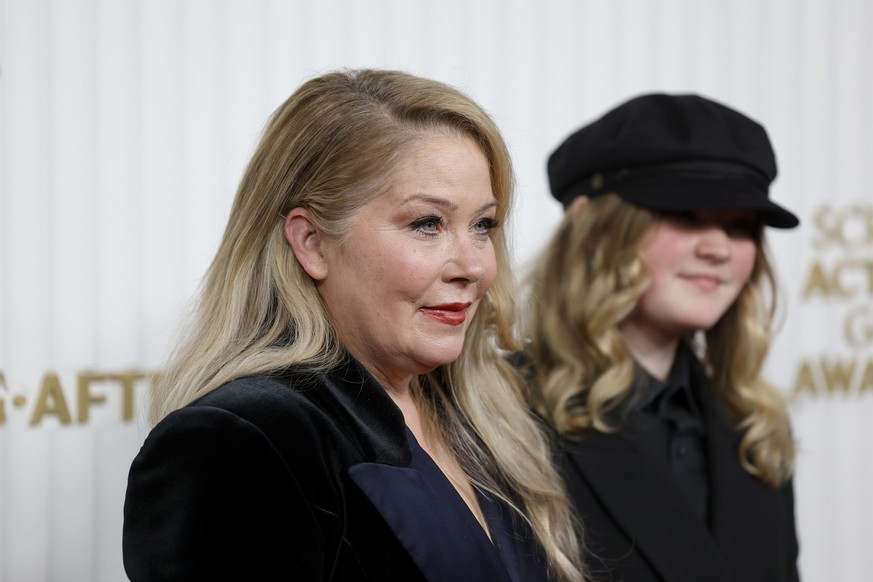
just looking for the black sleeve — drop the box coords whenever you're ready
[122,406,324,581]
[782,478,801,582]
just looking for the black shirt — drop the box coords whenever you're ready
[634,345,710,524]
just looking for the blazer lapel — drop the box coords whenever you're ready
[698,371,781,582]
[565,425,732,582]
[348,462,514,582]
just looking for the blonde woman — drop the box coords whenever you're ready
[521,94,799,582]
[123,69,583,581]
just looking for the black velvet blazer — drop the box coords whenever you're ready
[123,357,547,581]
[558,350,800,582]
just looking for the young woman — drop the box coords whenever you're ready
[521,93,800,582]
[123,69,584,582]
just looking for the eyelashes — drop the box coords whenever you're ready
[473,217,499,234]
[409,215,499,238]
[409,215,443,235]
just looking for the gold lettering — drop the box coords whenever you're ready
[811,206,841,249]
[822,358,857,394]
[793,358,873,396]
[793,360,819,395]
[841,204,873,248]
[31,372,73,425]
[860,360,873,393]
[844,303,873,347]
[802,260,873,299]
[832,260,860,298]
[109,371,147,421]
[77,373,108,423]
[802,262,834,298]
[811,205,873,249]
[866,261,873,294]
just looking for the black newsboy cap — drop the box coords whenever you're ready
[547,93,799,228]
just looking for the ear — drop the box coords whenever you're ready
[568,195,590,222]
[284,207,329,281]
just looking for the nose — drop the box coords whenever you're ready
[445,235,487,283]
[696,225,731,262]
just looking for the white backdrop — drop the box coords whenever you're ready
[1,1,871,580]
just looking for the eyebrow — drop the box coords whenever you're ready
[402,193,498,214]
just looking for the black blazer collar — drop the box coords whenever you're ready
[564,346,781,582]
[693,357,783,582]
[565,425,731,582]
[312,358,537,582]
[281,354,412,466]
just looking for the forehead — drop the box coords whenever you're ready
[400,132,488,170]
[387,134,493,194]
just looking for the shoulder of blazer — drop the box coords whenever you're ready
[188,357,411,468]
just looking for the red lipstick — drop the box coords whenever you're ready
[420,302,472,325]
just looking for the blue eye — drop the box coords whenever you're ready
[474,217,499,234]
[410,215,443,236]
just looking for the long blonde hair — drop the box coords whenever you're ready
[524,193,795,487]
[151,69,584,581]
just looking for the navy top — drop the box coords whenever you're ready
[404,429,550,582]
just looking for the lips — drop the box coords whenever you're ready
[419,302,472,325]
[681,274,722,291]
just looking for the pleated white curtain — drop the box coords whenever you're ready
[1,0,871,580]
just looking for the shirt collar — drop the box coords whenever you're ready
[634,343,695,412]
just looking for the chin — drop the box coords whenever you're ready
[681,317,723,333]
[416,347,465,371]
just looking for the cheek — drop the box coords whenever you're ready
[732,242,757,283]
[640,228,685,274]
[389,250,443,293]
[641,249,679,289]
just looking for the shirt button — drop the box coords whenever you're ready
[676,444,688,457]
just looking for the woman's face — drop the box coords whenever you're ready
[317,133,498,389]
[621,208,759,342]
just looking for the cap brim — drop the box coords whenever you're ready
[609,177,800,229]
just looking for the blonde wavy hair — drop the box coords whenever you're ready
[150,69,584,581]
[523,193,795,488]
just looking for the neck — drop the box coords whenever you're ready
[361,361,428,441]
[353,353,415,399]
[619,318,680,381]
